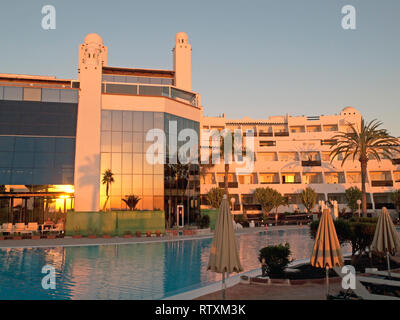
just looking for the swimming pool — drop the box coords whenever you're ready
[0,227,337,300]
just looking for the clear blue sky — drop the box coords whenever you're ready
[1,0,399,135]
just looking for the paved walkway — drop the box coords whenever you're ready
[196,280,343,300]
[0,225,302,249]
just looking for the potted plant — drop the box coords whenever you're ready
[258,243,292,279]
[72,226,82,239]
[31,231,41,240]
[135,231,141,237]
[124,231,132,238]
[87,227,98,239]
[155,230,161,237]
[47,231,57,239]
[0,232,4,241]
[146,231,152,237]
[102,233,112,239]
[13,233,22,240]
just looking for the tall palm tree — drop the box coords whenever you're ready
[102,169,114,211]
[330,118,399,216]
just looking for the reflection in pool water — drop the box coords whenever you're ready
[0,227,347,300]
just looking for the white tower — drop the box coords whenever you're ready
[74,33,107,212]
[173,32,191,91]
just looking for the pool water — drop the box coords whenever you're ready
[0,227,340,300]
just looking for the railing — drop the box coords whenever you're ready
[258,132,273,137]
[274,132,289,137]
[218,182,238,188]
[282,181,302,184]
[102,82,198,107]
[302,160,322,167]
[371,180,394,187]
[260,181,280,184]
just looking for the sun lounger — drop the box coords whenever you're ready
[333,267,400,300]
[366,270,400,280]
[13,223,32,235]
[0,223,13,235]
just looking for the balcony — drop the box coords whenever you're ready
[102,82,198,107]
[274,132,289,137]
[371,180,393,187]
[302,160,322,167]
[218,182,239,188]
[258,132,273,137]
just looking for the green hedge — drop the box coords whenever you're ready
[65,211,165,236]
[201,209,218,230]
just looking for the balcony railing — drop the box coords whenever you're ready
[260,181,280,184]
[102,82,198,107]
[302,160,322,167]
[371,180,394,187]
[258,132,273,137]
[218,182,239,188]
[274,132,289,137]
[392,159,400,165]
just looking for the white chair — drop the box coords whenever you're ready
[1,223,13,235]
[14,223,31,235]
[249,220,255,228]
[27,223,39,232]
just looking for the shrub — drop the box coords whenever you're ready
[196,214,210,229]
[206,188,225,209]
[310,217,377,262]
[258,243,292,277]
[254,187,287,216]
[122,195,141,211]
[301,187,317,213]
[345,187,362,214]
[392,190,400,211]
[234,214,248,224]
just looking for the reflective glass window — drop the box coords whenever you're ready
[23,88,41,101]
[133,111,143,132]
[101,110,112,131]
[60,90,78,103]
[112,111,123,131]
[4,86,23,101]
[42,89,60,102]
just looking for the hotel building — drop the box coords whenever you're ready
[0,32,202,225]
[0,32,399,227]
[200,109,400,214]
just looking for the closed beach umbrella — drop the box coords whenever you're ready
[310,209,344,297]
[207,195,243,299]
[371,207,400,278]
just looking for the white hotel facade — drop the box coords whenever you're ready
[200,107,400,214]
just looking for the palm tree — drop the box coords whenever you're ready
[102,169,114,211]
[330,118,399,216]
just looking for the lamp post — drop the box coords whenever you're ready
[357,199,362,218]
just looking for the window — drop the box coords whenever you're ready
[60,90,78,103]
[4,86,23,100]
[238,175,253,184]
[325,172,345,184]
[259,141,276,147]
[42,89,60,102]
[23,88,41,101]
[321,139,337,146]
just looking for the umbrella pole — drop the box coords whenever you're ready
[326,268,329,299]
[222,272,226,300]
[386,252,392,279]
